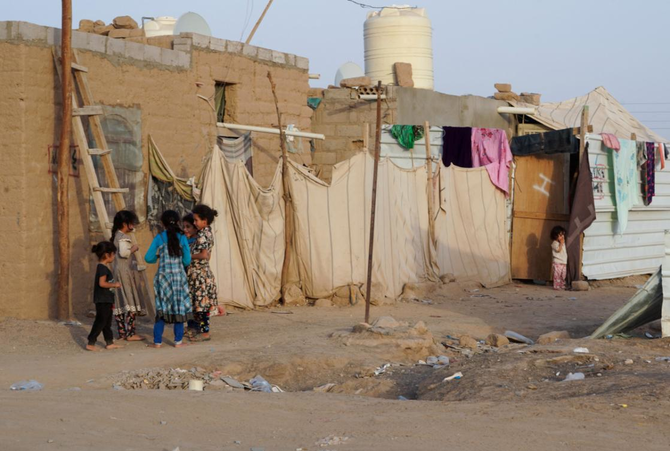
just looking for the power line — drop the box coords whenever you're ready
[345,0,417,9]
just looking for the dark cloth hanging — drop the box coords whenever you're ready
[643,142,656,206]
[511,128,578,156]
[442,126,472,167]
[566,143,596,287]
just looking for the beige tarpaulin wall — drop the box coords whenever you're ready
[435,165,511,288]
[199,149,510,308]
[288,153,438,301]
[200,146,284,309]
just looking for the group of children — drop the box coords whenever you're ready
[86,205,220,351]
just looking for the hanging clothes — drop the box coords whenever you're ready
[643,142,656,206]
[658,143,665,170]
[510,128,578,156]
[601,133,621,151]
[390,125,425,150]
[442,127,473,168]
[612,139,638,234]
[471,128,513,195]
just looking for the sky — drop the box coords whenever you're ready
[5,0,670,138]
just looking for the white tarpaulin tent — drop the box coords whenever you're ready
[199,148,511,308]
[511,86,668,143]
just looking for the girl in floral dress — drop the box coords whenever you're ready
[187,204,219,342]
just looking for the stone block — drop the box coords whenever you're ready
[393,62,414,87]
[87,33,107,53]
[190,33,210,48]
[109,28,131,39]
[176,51,191,68]
[324,88,353,100]
[227,41,243,54]
[257,47,273,61]
[143,44,162,63]
[124,41,144,60]
[173,43,191,53]
[537,330,571,345]
[340,76,372,88]
[93,24,115,36]
[242,44,257,58]
[493,92,520,101]
[78,19,95,33]
[18,21,47,41]
[209,37,226,52]
[0,22,9,40]
[128,29,145,38]
[285,53,296,66]
[495,83,512,92]
[106,37,125,56]
[485,334,510,347]
[94,20,105,27]
[571,281,590,291]
[519,92,541,105]
[71,30,88,49]
[272,50,286,64]
[459,335,478,350]
[296,56,309,70]
[160,48,180,66]
[113,16,138,30]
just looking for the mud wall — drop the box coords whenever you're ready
[0,22,312,319]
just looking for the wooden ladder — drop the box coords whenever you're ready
[53,48,155,314]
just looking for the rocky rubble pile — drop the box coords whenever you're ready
[112,367,238,391]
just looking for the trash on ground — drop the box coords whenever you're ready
[271,311,293,315]
[249,375,283,393]
[316,436,349,447]
[442,372,463,382]
[504,330,534,345]
[398,395,408,401]
[188,380,204,391]
[58,320,82,326]
[655,357,670,362]
[10,380,43,391]
[563,372,585,382]
[222,376,245,389]
[645,332,654,339]
[624,359,634,365]
[374,363,391,376]
[314,383,337,393]
[573,347,590,354]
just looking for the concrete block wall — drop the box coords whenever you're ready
[310,86,397,181]
[0,21,311,319]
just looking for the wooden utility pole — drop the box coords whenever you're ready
[246,0,274,45]
[57,0,72,320]
[576,105,589,282]
[364,81,383,324]
[267,71,294,302]
[424,121,436,247]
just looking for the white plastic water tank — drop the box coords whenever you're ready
[334,62,365,86]
[364,6,434,90]
[143,16,177,37]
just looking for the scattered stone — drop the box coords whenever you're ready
[571,281,590,291]
[283,284,306,306]
[459,335,478,349]
[314,383,337,393]
[47,439,54,444]
[537,330,571,345]
[352,323,371,333]
[412,321,428,335]
[393,62,414,87]
[313,298,333,308]
[494,83,512,92]
[372,316,401,329]
[94,24,115,36]
[400,282,439,302]
[208,379,225,387]
[113,15,139,30]
[109,29,132,39]
[340,76,372,88]
[439,273,455,284]
[527,384,538,390]
[494,92,520,101]
[519,92,541,105]
[533,354,594,368]
[624,359,634,365]
[362,282,394,306]
[94,20,105,27]
[316,436,349,447]
[485,333,510,347]
[160,421,167,425]
[78,19,95,33]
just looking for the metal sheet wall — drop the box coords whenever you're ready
[583,135,670,279]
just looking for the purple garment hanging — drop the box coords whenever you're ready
[442,127,473,168]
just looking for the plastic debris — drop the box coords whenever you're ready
[645,332,654,339]
[563,372,585,382]
[249,375,283,393]
[221,376,245,389]
[10,380,43,391]
[504,330,534,345]
[374,363,391,376]
[426,356,438,365]
[655,357,670,362]
[442,372,463,382]
[573,347,590,354]
[437,356,450,366]
[398,395,408,401]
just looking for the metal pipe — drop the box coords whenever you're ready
[497,106,536,115]
[217,122,325,140]
[360,94,387,100]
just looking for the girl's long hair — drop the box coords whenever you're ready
[110,210,139,243]
[160,210,183,257]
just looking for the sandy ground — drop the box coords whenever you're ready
[2,280,670,451]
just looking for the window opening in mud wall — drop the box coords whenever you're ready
[88,106,144,232]
[215,82,228,123]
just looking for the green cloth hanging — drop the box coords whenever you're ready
[390,125,425,150]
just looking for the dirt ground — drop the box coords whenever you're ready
[2,280,670,451]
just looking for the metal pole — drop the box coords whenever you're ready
[576,105,589,282]
[57,0,72,320]
[364,81,382,324]
[267,71,294,303]
[245,0,274,45]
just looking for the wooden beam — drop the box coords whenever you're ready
[245,0,274,45]
[57,0,72,321]
[93,187,129,193]
[70,62,88,72]
[73,105,103,116]
[88,148,111,156]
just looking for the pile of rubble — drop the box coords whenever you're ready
[493,83,541,106]
[77,16,144,40]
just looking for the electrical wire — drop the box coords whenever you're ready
[239,0,255,41]
[345,0,417,9]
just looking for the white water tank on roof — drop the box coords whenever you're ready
[364,6,434,90]
[143,16,177,37]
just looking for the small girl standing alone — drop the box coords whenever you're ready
[110,210,147,341]
[87,241,123,351]
[551,226,568,291]
[145,210,193,348]
[187,204,219,342]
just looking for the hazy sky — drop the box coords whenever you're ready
[5,0,670,137]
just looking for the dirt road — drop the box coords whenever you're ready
[2,281,670,450]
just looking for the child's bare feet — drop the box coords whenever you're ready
[174,342,189,348]
[85,344,100,352]
[105,344,123,350]
[147,343,162,348]
[126,335,145,342]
